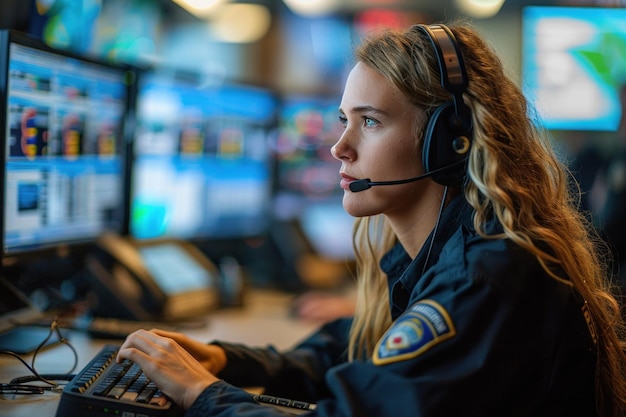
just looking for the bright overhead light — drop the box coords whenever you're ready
[282,0,340,16]
[211,4,272,43]
[455,0,506,19]
[172,0,225,17]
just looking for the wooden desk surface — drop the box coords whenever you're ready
[0,289,320,417]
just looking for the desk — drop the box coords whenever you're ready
[0,289,320,417]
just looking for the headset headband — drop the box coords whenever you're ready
[414,24,469,116]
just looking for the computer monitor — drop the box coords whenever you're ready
[273,94,354,261]
[0,29,135,262]
[522,6,626,131]
[129,68,277,241]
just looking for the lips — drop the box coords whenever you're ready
[340,172,359,190]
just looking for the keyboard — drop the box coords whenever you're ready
[56,344,183,417]
[253,394,317,415]
[57,344,317,417]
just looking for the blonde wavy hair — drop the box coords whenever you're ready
[347,20,626,416]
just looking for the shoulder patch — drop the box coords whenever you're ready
[373,300,456,365]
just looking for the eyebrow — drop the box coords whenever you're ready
[339,105,390,117]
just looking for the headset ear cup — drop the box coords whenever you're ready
[421,102,472,186]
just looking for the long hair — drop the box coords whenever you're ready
[348,20,626,415]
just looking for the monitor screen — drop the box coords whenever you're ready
[273,94,343,202]
[522,6,626,131]
[0,30,134,259]
[130,69,277,240]
[273,94,354,261]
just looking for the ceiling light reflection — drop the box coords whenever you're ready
[454,0,505,19]
[282,0,339,16]
[211,4,272,43]
[172,0,225,17]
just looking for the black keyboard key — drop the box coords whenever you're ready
[136,381,158,403]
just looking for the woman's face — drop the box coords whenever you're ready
[332,62,429,218]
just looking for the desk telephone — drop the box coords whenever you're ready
[85,233,220,322]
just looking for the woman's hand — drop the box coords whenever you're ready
[150,329,228,375]
[116,329,220,409]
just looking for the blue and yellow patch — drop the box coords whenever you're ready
[373,300,456,365]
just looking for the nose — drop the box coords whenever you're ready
[331,130,355,162]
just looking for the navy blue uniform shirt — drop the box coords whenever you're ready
[187,195,598,416]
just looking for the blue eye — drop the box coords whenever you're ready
[364,117,379,128]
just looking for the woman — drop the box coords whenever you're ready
[117,21,626,416]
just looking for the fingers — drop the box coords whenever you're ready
[149,330,208,356]
[116,329,169,364]
[150,329,186,340]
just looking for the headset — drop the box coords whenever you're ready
[414,24,473,187]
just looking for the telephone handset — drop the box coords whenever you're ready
[85,232,219,322]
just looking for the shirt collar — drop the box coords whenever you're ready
[381,194,474,319]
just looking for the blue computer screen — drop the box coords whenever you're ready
[129,70,277,240]
[1,30,132,257]
[522,6,626,131]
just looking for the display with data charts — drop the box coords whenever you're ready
[129,69,277,241]
[0,30,135,259]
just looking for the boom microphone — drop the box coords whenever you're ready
[348,159,466,192]
[349,174,429,192]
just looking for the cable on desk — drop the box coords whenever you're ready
[0,383,65,395]
[0,318,78,395]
